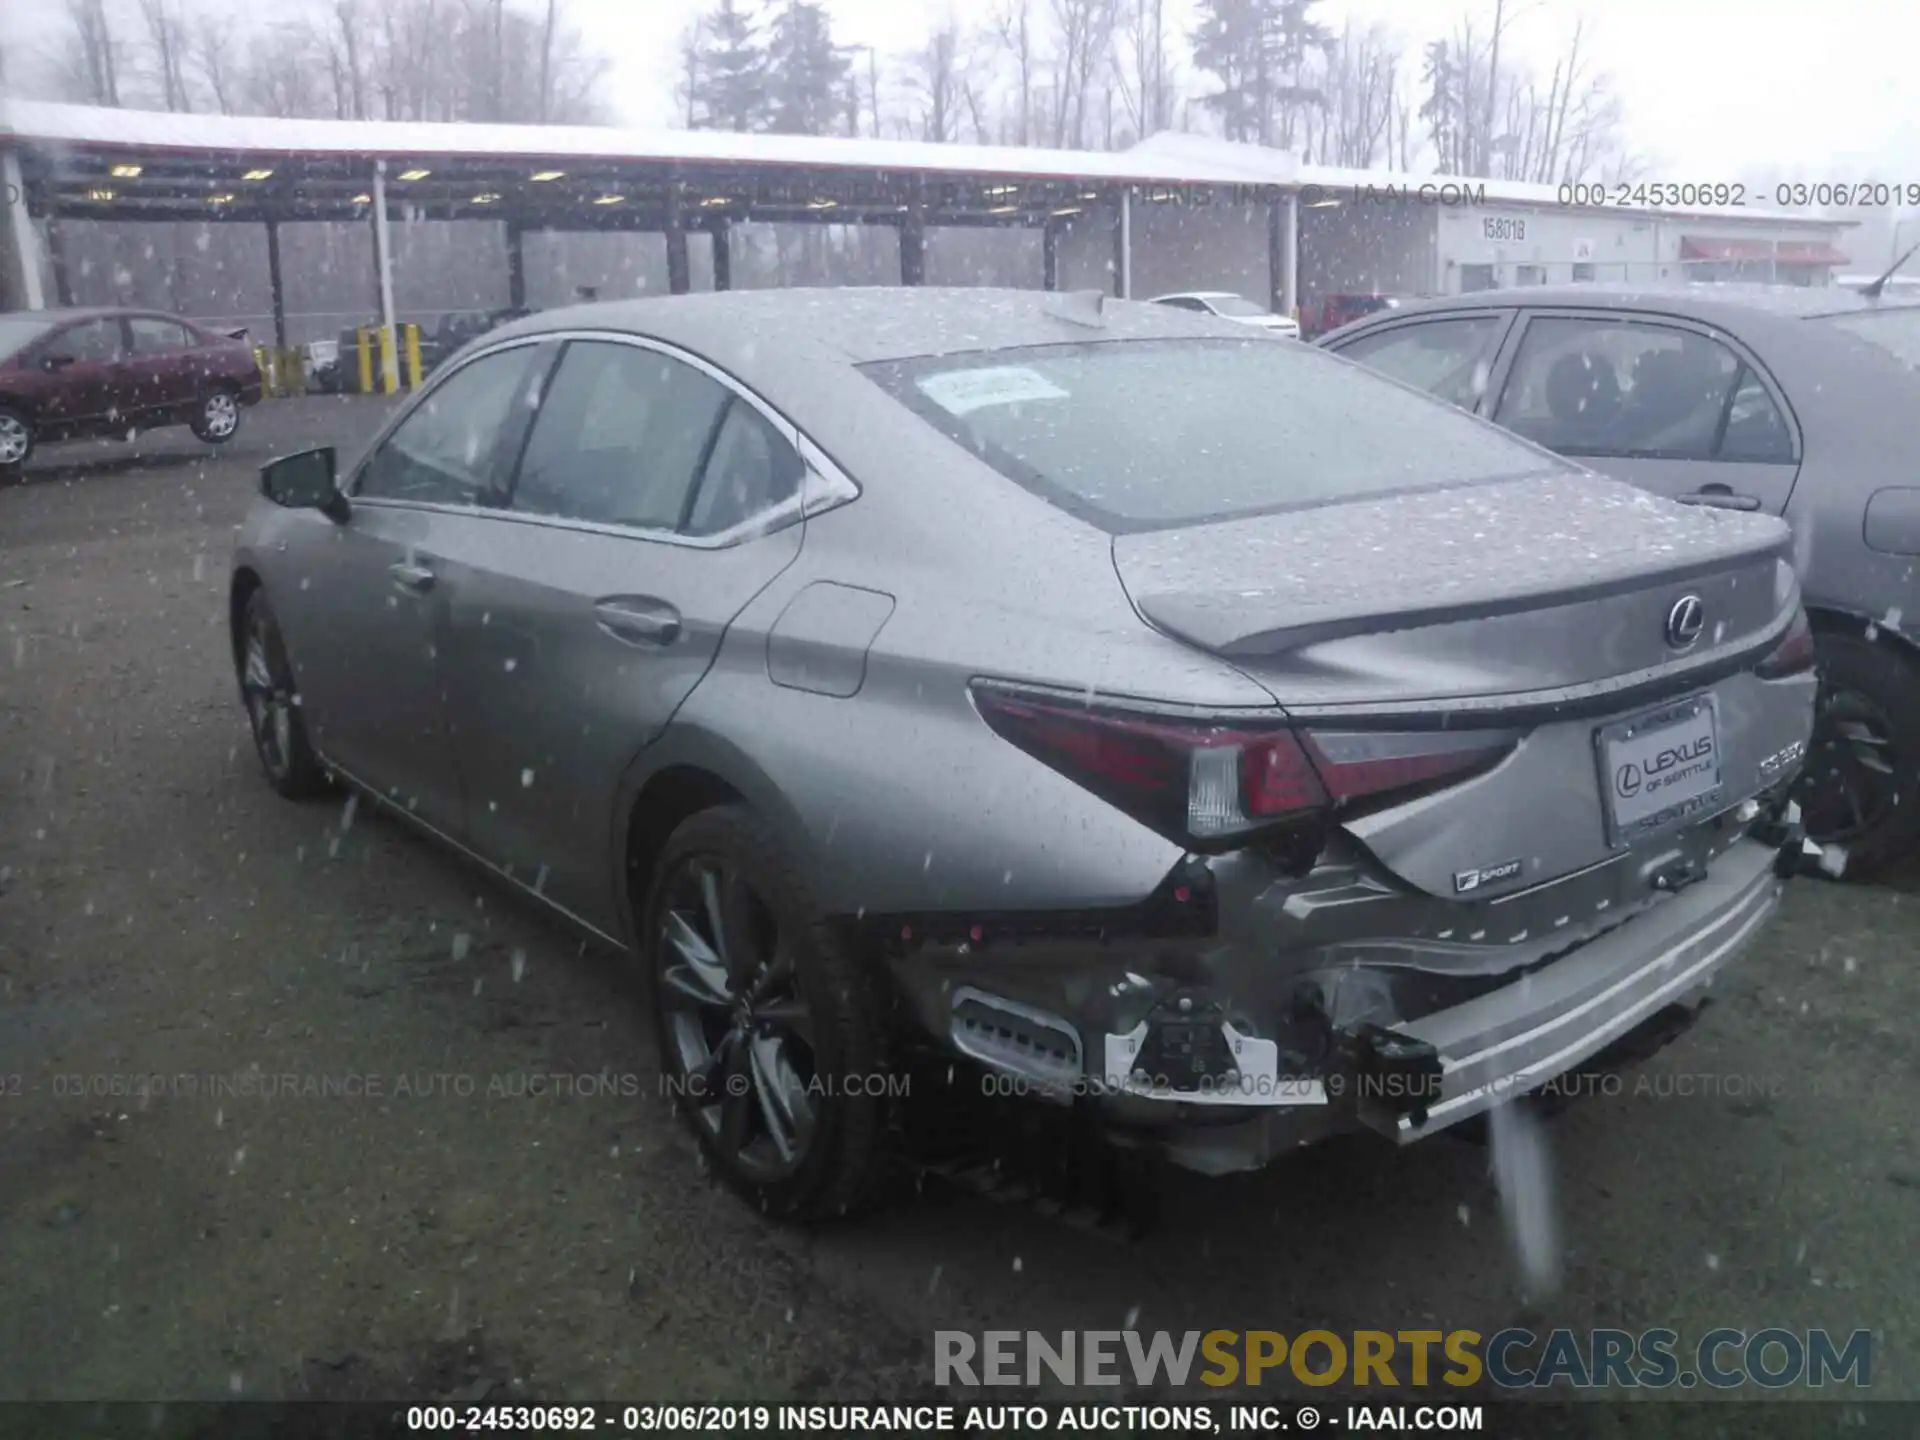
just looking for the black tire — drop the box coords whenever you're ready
[0,405,34,473]
[237,587,329,800]
[642,805,896,1221]
[1796,628,1920,878]
[191,386,243,444]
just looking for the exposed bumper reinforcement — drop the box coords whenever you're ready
[1359,835,1782,1142]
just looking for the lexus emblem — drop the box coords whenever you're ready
[1665,594,1706,650]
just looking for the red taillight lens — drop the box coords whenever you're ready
[972,683,1517,849]
[1755,609,1815,679]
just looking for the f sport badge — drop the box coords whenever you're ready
[1454,857,1523,893]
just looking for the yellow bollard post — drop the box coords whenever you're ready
[376,325,396,395]
[357,327,374,395]
[404,323,422,390]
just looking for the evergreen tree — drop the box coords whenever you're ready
[692,0,768,132]
[765,0,849,137]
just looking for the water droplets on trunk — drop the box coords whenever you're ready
[451,932,472,962]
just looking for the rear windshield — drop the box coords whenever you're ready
[860,337,1564,532]
[1820,307,1920,368]
[0,315,56,359]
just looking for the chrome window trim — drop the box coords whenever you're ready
[349,327,861,549]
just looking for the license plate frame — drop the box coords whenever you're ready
[1595,694,1725,848]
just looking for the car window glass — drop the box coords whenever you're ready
[1493,317,1741,458]
[863,337,1569,533]
[511,341,730,529]
[685,400,805,536]
[1717,365,1794,462]
[1336,316,1506,409]
[358,346,536,504]
[55,319,123,362]
[127,318,191,354]
[1157,297,1206,312]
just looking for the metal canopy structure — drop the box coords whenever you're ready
[2,101,1287,383]
[0,100,1860,389]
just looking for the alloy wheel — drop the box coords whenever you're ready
[1796,683,1899,844]
[656,856,818,1181]
[241,615,295,780]
[0,414,29,466]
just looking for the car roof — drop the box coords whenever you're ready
[1360,281,1920,325]
[0,305,203,326]
[487,287,1239,369]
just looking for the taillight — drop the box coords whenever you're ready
[971,682,1517,850]
[1755,608,1815,679]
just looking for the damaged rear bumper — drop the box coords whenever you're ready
[883,803,1803,1176]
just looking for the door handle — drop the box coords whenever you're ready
[388,559,436,594]
[1676,487,1762,512]
[595,597,681,647]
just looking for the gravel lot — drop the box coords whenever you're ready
[1,396,1914,1411]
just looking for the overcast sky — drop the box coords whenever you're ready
[4,0,1915,189]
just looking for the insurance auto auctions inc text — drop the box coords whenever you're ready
[936,1327,1872,1392]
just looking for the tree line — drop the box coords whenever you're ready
[20,0,1640,183]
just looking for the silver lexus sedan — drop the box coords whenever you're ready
[230,288,1817,1220]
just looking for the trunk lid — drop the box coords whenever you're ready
[1113,473,1807,900]
[1114,472,1794,707]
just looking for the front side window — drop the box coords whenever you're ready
[1493,316,1746,459]
[128,318,191,354]
[1335,315,1508,410]
[509,340,731,529]
[357,346,538,505]
[862,337,1565,533]
[52,319,124,363]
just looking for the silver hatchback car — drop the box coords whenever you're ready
[231,289,1816,1220]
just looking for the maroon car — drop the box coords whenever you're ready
[0,307,264,471]
[1301,293,1414,340]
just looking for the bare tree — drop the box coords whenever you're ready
[1113,0,1175,145]
[992,0,1038,145]
[58,0,125,106]
[192,12,237,113]
[1048,0,1121,148]
[140,0,192,110]
[1310,19,1399,167]
[675,16,705,127]
[908,19,966,142]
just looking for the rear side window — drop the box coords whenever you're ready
[1495,317,1746,458]
[509,340,730,529]
[861,337,1564,533]
[685,400,805,536]
[128,318,191,354]
[1335,315,1507,409]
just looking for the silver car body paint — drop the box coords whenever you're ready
[236,288,1817,1173]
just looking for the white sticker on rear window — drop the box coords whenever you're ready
[916,366,1070,416]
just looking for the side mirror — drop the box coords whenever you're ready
[261,447,349,522]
